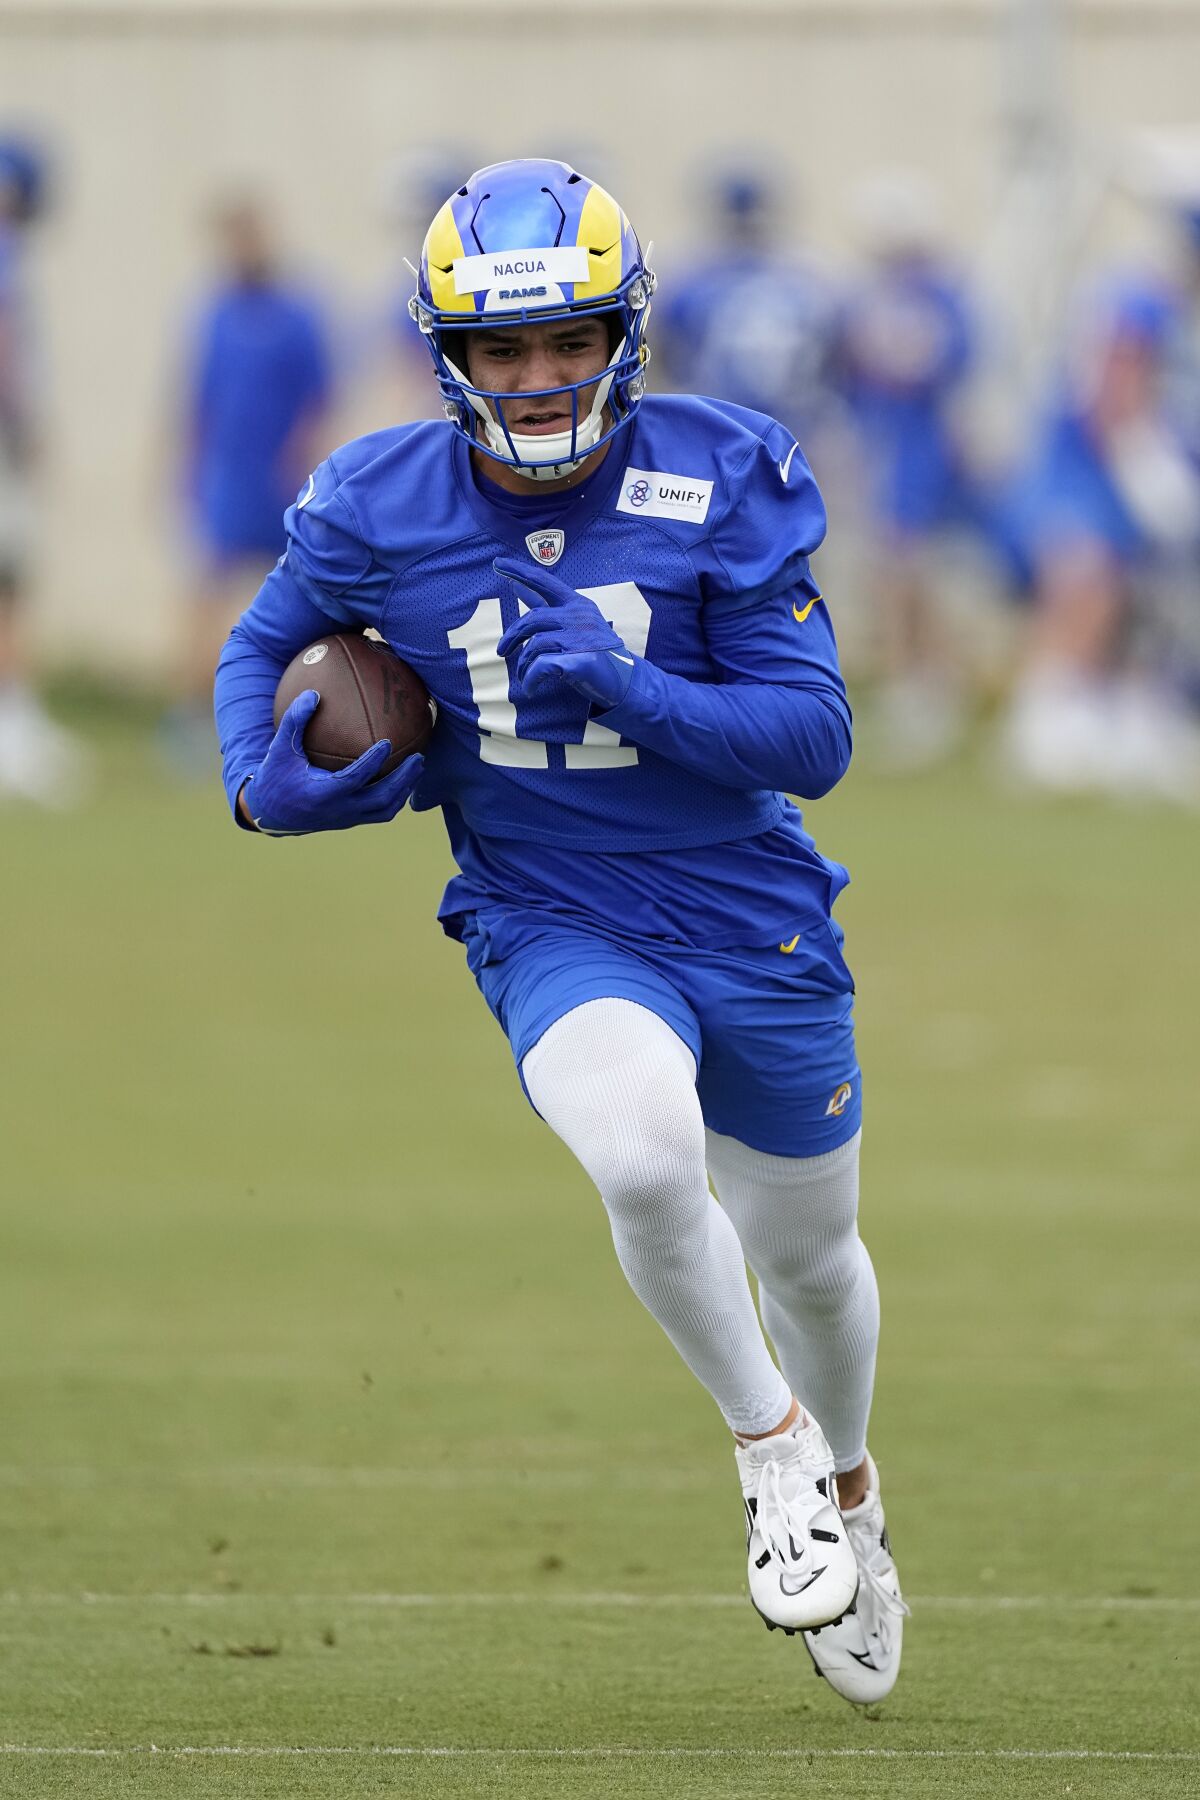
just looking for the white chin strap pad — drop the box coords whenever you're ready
[445,352,620,482]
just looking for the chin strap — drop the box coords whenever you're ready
[444,347,622,481]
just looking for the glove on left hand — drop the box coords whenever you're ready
[494,557,637,709]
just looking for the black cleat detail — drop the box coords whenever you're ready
[811,1528,840,1544]
[779,1563,827,1597]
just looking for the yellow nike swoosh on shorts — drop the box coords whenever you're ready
[780,935,801,954]
[792,595,819,624]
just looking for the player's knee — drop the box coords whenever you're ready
[753,1226,864,1310]
[592,1120,707,1247]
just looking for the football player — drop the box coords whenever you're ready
[214,159,906,1704]
[655,161,841,448]
[0,134,88,807]
[170,196,332,771]
[835,171,977,770]
[997,275,1200,799]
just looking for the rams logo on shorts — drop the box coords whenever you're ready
[824,1082,853,1118]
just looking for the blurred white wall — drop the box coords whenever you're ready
[1,0,1198,675]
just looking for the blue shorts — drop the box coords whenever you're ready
[461,909,862,1158]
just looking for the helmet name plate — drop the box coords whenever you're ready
[453,246,590,295]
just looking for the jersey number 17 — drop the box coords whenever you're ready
[447,582,651,770]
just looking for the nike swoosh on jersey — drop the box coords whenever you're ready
[297,474,316,509]
[778,442,799,483]
[792,595,819,624]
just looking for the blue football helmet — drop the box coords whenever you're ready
[410,159,654,481]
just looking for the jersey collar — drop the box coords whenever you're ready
[451,425,633,554]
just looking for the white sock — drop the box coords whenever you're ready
[705,1128,879,1472]
[522,999,793,1436]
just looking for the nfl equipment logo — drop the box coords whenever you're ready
[525,528,565,567]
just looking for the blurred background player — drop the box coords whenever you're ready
[654,162,858,655]
[167,194,333,772]
[0,133,87,806]
[835,170,979,771]
[655,161,842,457]
[997,274,1200,800]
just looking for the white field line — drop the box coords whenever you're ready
[0,1466,706,1490]
[0,1591,1196,1612]
[0,1746,1198,1762]
[1,1463,1197,1492]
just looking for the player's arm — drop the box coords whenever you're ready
[496,424,852,799]
[493,429,851,800]
[597,584,850,798]
[214,554,328,823]
[214,467,421,835]
[495,557,849,799]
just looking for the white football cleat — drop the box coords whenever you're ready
[802,1455,908,1704]
[736,1413,859,1633]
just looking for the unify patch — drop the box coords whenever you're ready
[616,467,714,524]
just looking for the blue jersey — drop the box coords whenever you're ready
[0,220,36,456]
[657,252,840,440]
[187,279,331,550]
[1001,407,1146,585]
[216,394,853,955]
[836,260,974,534]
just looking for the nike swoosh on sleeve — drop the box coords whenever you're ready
[792,595,819,623]
[297,474,316,509]
[778,442,799,483]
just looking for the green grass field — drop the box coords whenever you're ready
[2,700,1197,1798]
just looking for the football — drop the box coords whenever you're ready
[274,633,435,776]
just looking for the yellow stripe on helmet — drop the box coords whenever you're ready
[424,201,474,314]
[572,182,626,302]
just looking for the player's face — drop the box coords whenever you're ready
[463,317,611,438]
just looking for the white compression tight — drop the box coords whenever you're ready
[705,1128,878,1472]
[521,998,879,1463]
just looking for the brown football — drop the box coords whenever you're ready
[274,634,435,775]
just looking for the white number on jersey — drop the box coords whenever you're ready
[447,582,652,770]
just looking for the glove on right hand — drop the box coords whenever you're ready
[243,690,424,836]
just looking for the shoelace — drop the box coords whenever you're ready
[849,1522,910,1650]
[752,1456,815,1571]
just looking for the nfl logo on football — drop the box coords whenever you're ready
[525,528,565,567]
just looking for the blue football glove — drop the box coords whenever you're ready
[242,689,424,836]
[494,557,637,709]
